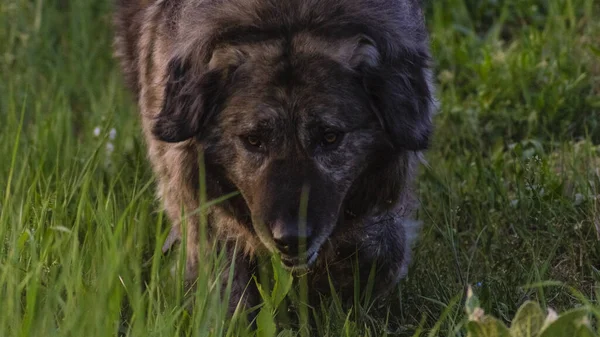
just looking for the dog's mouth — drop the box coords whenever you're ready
[279,250,318,271]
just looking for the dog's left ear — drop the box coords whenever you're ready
[346,37,435,151]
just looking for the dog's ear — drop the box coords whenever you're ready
[347,37,435,151]
[153,48,246,143]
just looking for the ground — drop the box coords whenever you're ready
[0,0,598,336]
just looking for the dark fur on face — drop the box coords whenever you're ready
[114,0,435,315]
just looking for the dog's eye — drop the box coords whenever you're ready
[242,135,265,151]
[320,131,342,149]
[323,132,337,144]
[247,135,261,147]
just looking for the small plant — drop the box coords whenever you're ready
[464,286,597,337]
[254,255,295,337]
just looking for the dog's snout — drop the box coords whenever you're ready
[273,234,311,256]
[272,221,313,256]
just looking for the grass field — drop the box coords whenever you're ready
[1,0,599,336]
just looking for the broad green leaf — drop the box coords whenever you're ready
[576,324,596,337]
[539,307,590,337]
[510,301,544,337]
[256,305,277,337]
[255,279,272,307]
[466,316,511,337]
[271,256,294,309]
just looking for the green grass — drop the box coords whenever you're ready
[1,0,599,336]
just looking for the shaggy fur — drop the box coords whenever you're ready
[113,0,435,314]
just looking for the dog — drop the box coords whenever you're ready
[113,0,435,315]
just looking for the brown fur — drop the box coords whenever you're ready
[113,0,436,316]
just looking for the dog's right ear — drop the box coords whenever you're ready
[153,48,245,143]
[153,58,209,142]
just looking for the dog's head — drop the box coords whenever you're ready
[153,27,434,268]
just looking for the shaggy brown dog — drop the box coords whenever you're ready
[113,0,435,314]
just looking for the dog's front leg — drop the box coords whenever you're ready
[354,215,421,298]
[221,247,259,319]
[309,215,419,304]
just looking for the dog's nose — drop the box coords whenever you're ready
[272,223,312,256]
[273,234,311,256]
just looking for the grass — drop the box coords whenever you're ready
[1,0,599,336]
